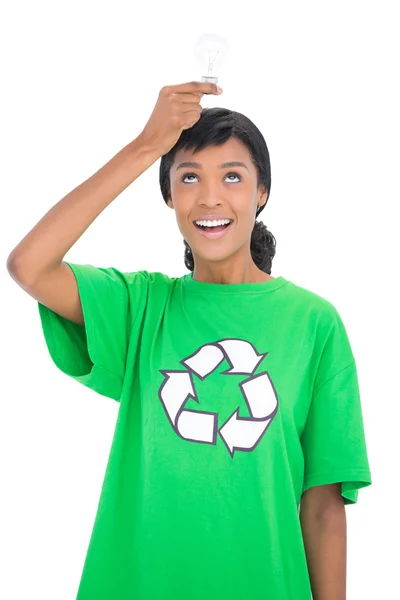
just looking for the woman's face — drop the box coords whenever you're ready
[167,137,268,270]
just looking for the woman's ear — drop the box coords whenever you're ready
[258,187,269,210]
[167,195,174,209]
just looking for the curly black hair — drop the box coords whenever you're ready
[159,107,276,274]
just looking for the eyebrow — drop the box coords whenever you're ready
[175,161,249,172]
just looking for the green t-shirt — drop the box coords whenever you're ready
[37,263,372,599]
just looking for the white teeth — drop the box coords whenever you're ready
[195,219,231,227]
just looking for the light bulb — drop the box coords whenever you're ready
[194,33,229,86]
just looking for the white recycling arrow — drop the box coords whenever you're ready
[218,409,274,455]
[158,370,218,443]
[217,339,267,374]
[219,373,278,455]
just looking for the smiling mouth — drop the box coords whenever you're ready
[194,221,232,233]
[193,220,233,239]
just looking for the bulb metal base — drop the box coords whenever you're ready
[201,75,218,84]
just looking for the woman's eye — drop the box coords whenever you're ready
[181,172,242,183]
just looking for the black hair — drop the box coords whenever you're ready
[159,107,276,274]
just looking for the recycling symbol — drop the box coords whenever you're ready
[158,338,278,457]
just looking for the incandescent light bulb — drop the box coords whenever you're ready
[194,33,230,86]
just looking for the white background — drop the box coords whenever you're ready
[1,0,398,598]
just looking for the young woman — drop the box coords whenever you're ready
[7,81,372,599]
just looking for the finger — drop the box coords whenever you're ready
[166,81,222,96]
[177,92,206,103]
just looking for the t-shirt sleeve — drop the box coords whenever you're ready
[37,262,150,401]
[300,308,372,505]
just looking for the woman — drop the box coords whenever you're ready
[7,81,372,599]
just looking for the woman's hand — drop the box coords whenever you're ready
[138,81,223,156]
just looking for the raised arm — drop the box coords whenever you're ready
[6,136,160,325]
